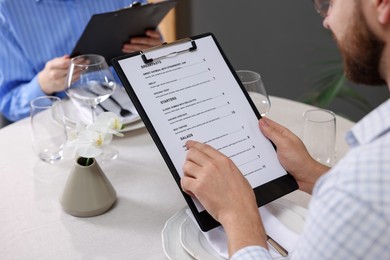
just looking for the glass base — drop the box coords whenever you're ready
[38,151,63,164]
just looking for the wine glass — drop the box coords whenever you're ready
[302,109,336,166]
[65,54,118,163]
[236,70,271,116]
[65,54,116,123]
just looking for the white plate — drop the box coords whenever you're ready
[161,208,194,260]
[97,86,141,127]
[61,88,144,133]
[121,118,145,132]
[179,198,307,259]
[265,198,307,234]
[180,217,225,260]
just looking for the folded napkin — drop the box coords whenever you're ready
[69,86,140,124]
[186,200,305,259]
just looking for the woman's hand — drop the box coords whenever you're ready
[122,30,163,53]
[38,55,70,94]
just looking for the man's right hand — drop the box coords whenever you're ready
[259,117,330,194]
[38,55,70,94]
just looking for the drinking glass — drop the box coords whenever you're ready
[30,96,67,163]
[236,70,271,116]
[302,109,336,166]
[65,54,116,123]
[65,54,119,163]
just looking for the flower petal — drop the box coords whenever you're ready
[94,112,123,131]
[77,145,102,158]
[65,111,123,160]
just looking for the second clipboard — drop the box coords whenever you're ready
[71,0,177,65]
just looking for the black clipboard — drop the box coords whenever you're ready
[112,33,298,231]
[70,0,177,65]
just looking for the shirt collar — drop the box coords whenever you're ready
[346,98,390,147]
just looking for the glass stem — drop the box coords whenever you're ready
[91,105,97,123]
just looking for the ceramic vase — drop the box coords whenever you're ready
[60,157,116,217]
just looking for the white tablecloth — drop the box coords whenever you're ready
[0,96,354,259]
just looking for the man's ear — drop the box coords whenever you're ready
[377,0,390,24]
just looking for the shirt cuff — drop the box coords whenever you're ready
[28,75,47,98]
[231,246,272,260]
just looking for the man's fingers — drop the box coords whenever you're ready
[182,160,201,178]
[180,176,196,197]
[186,146,213,167]
[259,117,291,144]
[185,140,226,160]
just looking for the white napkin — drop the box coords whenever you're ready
[186,201,303,259]
[69,86,140,124]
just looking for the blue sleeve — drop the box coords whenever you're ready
[0,11,46,122]
[0,76,46,122]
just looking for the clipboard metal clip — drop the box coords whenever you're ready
[128,2,143,8]
[141,38,197,64]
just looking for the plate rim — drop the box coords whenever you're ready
[180,216,226,260]
[161,207,194,260]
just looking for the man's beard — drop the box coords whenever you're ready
[335,6,386,86]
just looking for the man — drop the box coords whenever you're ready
[0,0,163,122]
[181,0,390,259]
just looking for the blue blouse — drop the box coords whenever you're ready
[0,0,146,121]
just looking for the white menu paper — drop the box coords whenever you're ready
[118,35,287,212]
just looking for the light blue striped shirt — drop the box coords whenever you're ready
[232,98,390,259]
[0,0,146,122]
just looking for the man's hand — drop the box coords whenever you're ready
[122,29,163,53]
[181,140,256,222]
[181,140,267,256]
[38,55,70,94]
[259,117,330,194]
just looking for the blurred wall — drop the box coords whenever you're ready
[174,0,389,121]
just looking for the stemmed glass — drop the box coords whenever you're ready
[65,54,118,162]
[236,70,271,116]
[65,54,116,123]
[302,109,336,166]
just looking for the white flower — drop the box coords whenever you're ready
[67,112,123,159]
[89,112,124,137]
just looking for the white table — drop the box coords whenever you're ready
[0,96,354,259]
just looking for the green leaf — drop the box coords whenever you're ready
[337,87,372,112]
[308,73,346,107]
[307,60,343,67]
[323,75,345,104]
[300,46,371,118]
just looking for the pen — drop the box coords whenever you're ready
[267,235,288,257]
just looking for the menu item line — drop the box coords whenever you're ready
[155,78,213,99]
[238,157,262,168]
[174,110,237,135]
[163,93,224,115]
[216,137,248,151]
[244,165,266,177]
[168,102,230,125]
